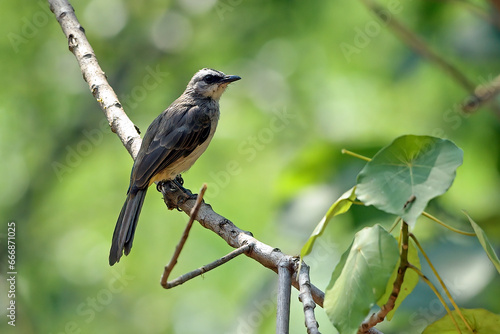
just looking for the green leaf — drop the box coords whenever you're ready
[324,225,399,334]
[376,238,420,320]
[356,135,463,226]
[300,187,356,258]
[423,308,500,333]
[464,211,500,274]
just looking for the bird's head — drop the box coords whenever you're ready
[186,68,241,100]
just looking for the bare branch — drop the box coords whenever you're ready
[277,259,293,334]
[462,73,500,115]
[298,262,321,334]
[358,222,409,334]
[160,185,325,307]
[360,0,500,117]
[161,183,207,288]
[48,0,141,158]
[488,0,500,14]
[164,243,253,289]
[360,0,475,92]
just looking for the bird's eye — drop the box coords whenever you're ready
[203,74,218,84]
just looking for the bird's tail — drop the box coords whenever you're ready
[109,188,147,266]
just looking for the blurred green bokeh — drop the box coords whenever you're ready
[1,0,499,333]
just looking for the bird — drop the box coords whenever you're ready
[109,68,241,266]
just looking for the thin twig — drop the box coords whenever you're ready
[161,184,207,288]
[277,259,292,334]
[358,222,410,333]
[160,186,326,307]
[488,0,500,16]
[436,0,500,30]
[360,0,475,92]
[163,244,253,289]
[462,72,500,114]
[298,262,321,334]
[361,0,500,116]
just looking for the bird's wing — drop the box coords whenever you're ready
[130,102,211,189]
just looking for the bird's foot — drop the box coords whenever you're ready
[157,180,177,193]
[174,174,184,186]
[175,186,199,211]
[178,191,199,205]
[157,178,197,210]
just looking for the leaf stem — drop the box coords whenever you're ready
[421,212,476,236]
[341,149,372,162]
[409,234,474,333]
[407,264,463,334]
[389,217,402,234]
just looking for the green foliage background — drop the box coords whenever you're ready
[1,0,499,333]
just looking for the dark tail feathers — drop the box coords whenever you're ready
[109,189,147,265]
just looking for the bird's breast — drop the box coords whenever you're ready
[148,122,218,185]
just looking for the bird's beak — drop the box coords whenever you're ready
[220,75,241,84]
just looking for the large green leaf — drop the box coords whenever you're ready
[464,211,500,274]
[376,238,420,320]
[356,135,463,226]
[324,225,399,334]
[423,308,500,333]
[300,187,356,258]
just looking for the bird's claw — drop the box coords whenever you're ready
[157,180,178,193]
[158,178,199,211]
[174,174,184,186]
[176,192,199,209]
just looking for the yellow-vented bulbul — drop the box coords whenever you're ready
[109,68,240,265]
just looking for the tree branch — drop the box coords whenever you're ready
[159,184,325,307]
[49,0,325,309]
[164,243,253,289]
[360,0,475,92]
[161,183,207,288]
[277,259,293,334]
[358,222,409,333]
[276,259,293,334]
[298,262,321,334]
[48,0,141,158]
[360,0,500,117]
[462,72,500,116]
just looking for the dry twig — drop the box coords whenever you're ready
[462,73,500,114]
[298,262,320,334]
[277,259,293,334]
[164,243,253,289]
[360,0,475,92]
[162,184,206,288]
[160,185,326,306]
